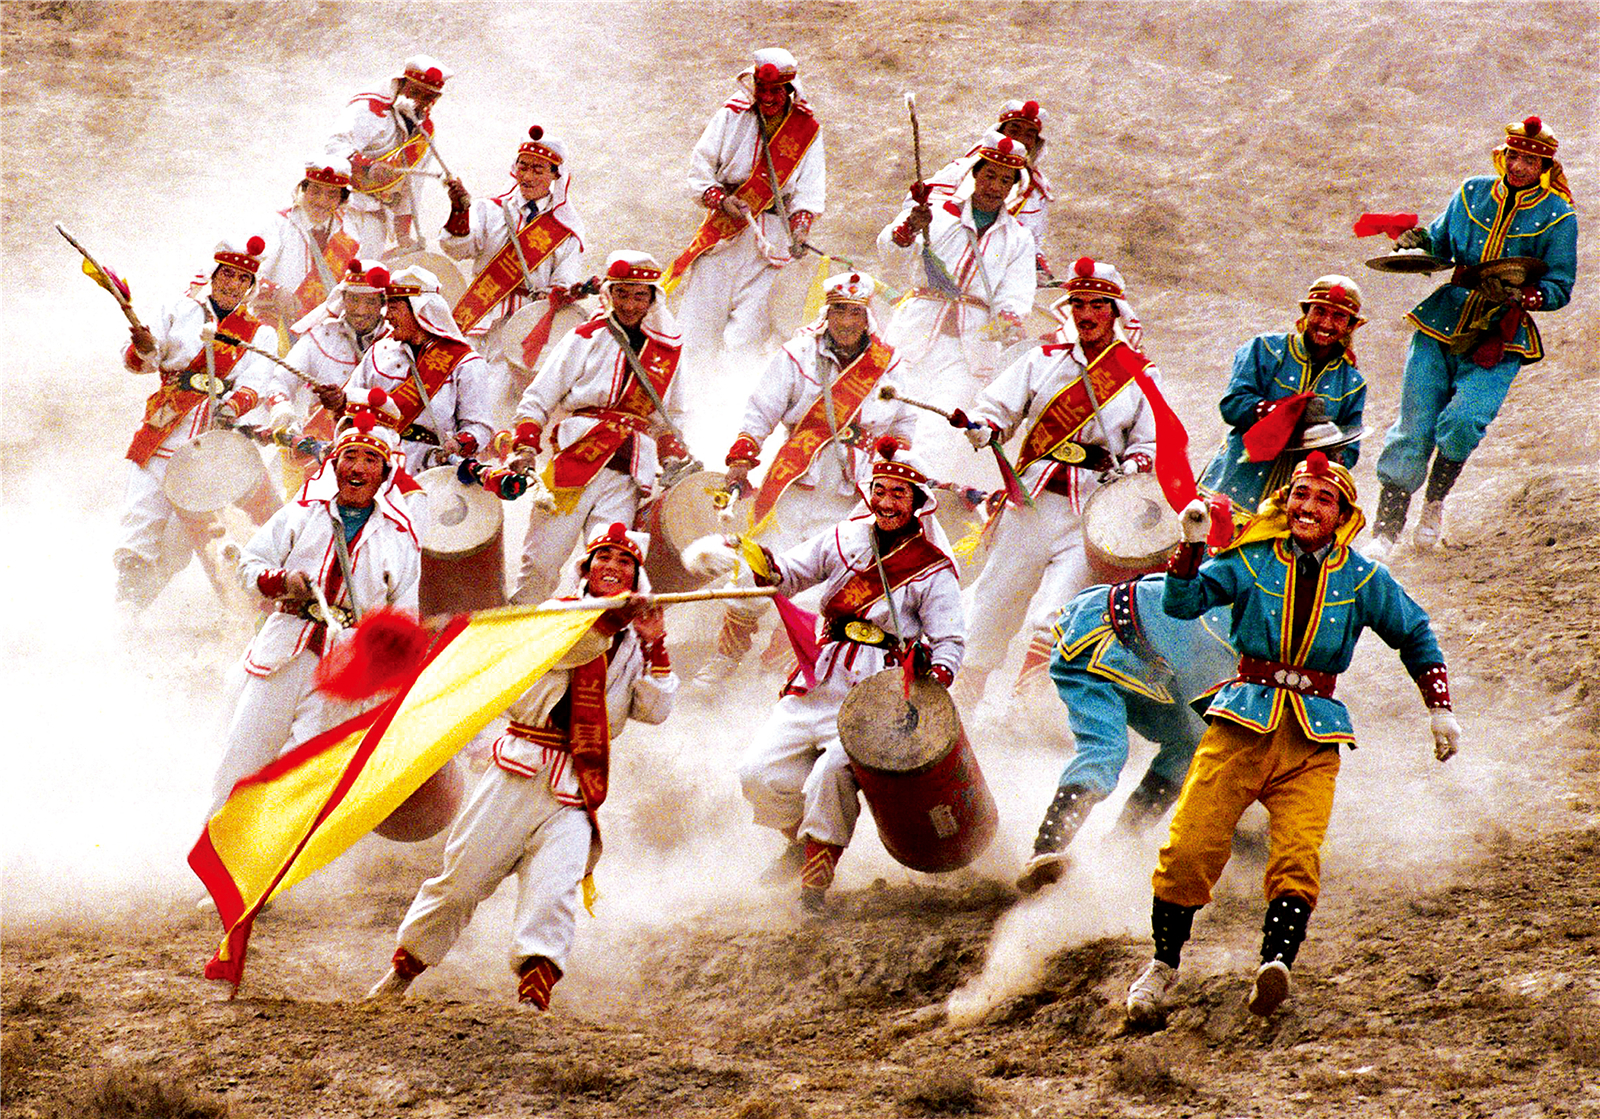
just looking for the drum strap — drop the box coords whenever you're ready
[328,508,361,623]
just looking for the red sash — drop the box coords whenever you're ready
[384,339,474,433]
[752,338,893,525]
[293,228,360,318]
[566,654,611,815]
[451,207,575,332]
[543,321,682,500]
[1016,340,1149,471]
[125,306,263,466]
[663,107,821,286]
[821,531,951,624]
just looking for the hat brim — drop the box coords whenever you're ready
[1364,251,1448,274]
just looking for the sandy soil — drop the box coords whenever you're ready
[3,2,1597,1117]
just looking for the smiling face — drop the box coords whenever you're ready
[512,153,558,201]
[998,118,1041,154]
[970,160,1020,213]
[868,477,917,533]
[609,282,654,329]
[1068,295,1117,351]
[1286,475,1347,550]
[1303,303,1355,351]
[585,545,639,596]
[754,81,789,119]
[210,264,255,313]
[1503,149,1544,190]
[334,444,387,507]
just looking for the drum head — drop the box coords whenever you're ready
[839,669,961,774]
[385,250,469,306]
[1365,251,1448,274]
[1083,473,1180,569]
[499,302,588,372]
[162,429,268,514]
[416,465,503,558]
[657,469,753,555]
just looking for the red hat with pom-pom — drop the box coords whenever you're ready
[602,250,663,287]
[748,47,798,87]
[1298,274,1367,335]
[213,234,267,277]
[303,155,352,188]
[1289,449,1358,506]
[1503,114,1557,159]
[975,129,1030,171]
[997,98,1047,143]
[340,258,390,294]
[332,387,401,459]
[583,520,647,566]
[399,54,452,92]
[870,435,931,488]
[516,124,567,169]
[822,271,874,307]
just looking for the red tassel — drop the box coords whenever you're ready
[772,594,820,690]
[1242,393,1313,463]
[1129,366,1198,511]
[246,235,265,256]
[313,608,433,700]
[1352,211,1419,239]
[1206,494,1235,549]
[1523,115,1541,135]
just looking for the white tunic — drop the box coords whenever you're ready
[918,153,1053,263]
[255,205,361,331]
[876,197,1036,348]
[685,98,827,264]
[773,510,966,688]
[439,187,586,336]
[324,91,431,241]
[970,338,1161,507]
[124,291,278,450]
[234,462,421,677]
[346,338,495,473]
[261,317,387,428]
[515,314,685,496]
[739,330,916,501]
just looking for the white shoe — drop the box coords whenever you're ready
[1413,501,1444,550]
[1015,851,1068,895]
[1126,959,1178,1024]
[1247,960,1291,1016]
[364,968,413,1003]
[1359,534,1396,563]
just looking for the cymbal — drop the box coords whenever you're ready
[1364,250,1447,274]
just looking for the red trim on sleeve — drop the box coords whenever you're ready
[257,569,288,598]
[1166,541,1206,579]
[1414,664,1451,710]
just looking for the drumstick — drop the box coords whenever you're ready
[442,585,779,624]
[207,326,321,389]
[877,383,957,422]
[877,385,1034,510]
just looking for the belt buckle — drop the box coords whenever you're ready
[306,601,351,628]
[1272,667,1306,691]
[843,620,886,647]
[1049,441,1088,465]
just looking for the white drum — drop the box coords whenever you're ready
[385,250,468,307]
[162,429,268,515]
[415,464,503,559]
[1082,472,1180,583]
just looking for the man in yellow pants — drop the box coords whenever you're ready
[1125,453,1462,1022]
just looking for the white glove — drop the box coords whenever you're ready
[1179,498,1209,544]
[1430,708,1461,762]
[268,401,297,433]
[681,534,739,580]
[1395,228,1427,250]
[1118,457,1144,475]
[965,425,993,450]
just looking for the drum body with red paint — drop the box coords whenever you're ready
[838,669,997,873]
[374,758,464,842]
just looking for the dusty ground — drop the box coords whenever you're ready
[3,1,1597,1117]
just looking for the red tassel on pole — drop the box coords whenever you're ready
[313,609,434,700]
[1129,366,1198,511]
[772,594,820,690]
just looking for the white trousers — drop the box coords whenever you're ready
[512,466,640,604]
[118,454,191,567]
[209,650,360,816]
[396,762,592,974]
[963,490,1090,675]
[737,677,860,848]
[675,232,785,358]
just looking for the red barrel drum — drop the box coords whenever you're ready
[837,669,997,873]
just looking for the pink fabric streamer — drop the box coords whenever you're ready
[772,593,820,689]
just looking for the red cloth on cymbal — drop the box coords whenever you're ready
[1242,392,1314,463]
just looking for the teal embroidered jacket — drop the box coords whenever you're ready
[1163,540,1444,745]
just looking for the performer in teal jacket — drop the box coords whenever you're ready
[1197,276,1367,516]
[1367,115,1577,557]
[1123,453,1461,1024]
[1016,575,1235,894]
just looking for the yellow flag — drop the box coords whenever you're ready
[193,606,603,985]
[800,251,831,324]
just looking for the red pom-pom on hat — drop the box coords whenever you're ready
[529,125,544,141]
[1328,284,1347,302]
[424,66,442,85]
[1074,256,1096,278]
[850,273,860,283]
[607,258,632,279]
[873,435,904,459]
[755,62,780,84]
[997,137,1015,154]
[1303,450,1330,476]
[351,408,377,434]
[1022,99,1039,117]
[366,265,391,288]
[1523,115,1542,135]
[366,386,389,410]
[246,235,266,256]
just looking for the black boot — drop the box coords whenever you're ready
[1249,894,1312,1016]
[1015,784,1103,894]
[1424,455,1467,503]
[1369,483,1412,543]
[1152,896,1200,968]
[1115,770,1182,832]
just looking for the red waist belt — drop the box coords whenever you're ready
[1235,656,1337,699]
[507,721,570,751]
